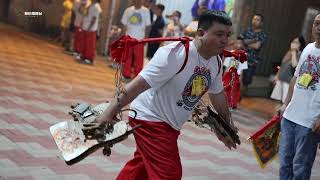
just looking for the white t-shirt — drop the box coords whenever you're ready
[283,42,320,128]
[73,0,90,27]
[223,57,248,75]
[121,6,151,39]
[129,41,224,130]
[73,1,82,27]
[81,3,102,32]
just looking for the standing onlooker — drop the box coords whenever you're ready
[146,4,165,59]
[163,10,184,45]
[240,13,267,93]
[60,0,73,52]
[80,0,102,65]
[271,36,306,103]
[72,0,90,60]
[279,14,320,180]
[121,0,151,80]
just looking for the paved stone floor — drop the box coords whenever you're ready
[0,23,319,180]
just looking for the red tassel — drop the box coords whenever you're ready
[110,35,191,65]
[223,49,247,63]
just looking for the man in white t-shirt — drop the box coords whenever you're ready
[80,0,102,64]
[96,10,236,179]
[121,0,151,80]
[279,14,320,180]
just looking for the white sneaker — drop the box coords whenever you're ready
[83,59,93,65]
[75,54,81,60]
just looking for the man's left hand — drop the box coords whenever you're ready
[312,119,320,135]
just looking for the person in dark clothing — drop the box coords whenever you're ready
[146,4,165,59]
[239,13,267,93]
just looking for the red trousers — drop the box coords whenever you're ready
[116,118,182,180]
[122,44,144,78]
[81,31,96,61]
[73,26,84,53]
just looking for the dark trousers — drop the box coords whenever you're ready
[146,42,161,59]
[242,64,257,86]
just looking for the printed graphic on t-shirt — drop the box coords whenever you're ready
[296,54,320,90]
[176,66,211,111]
[129,12,142,25]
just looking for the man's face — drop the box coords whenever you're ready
[153,7,162,16]
[133,0,142,7]
[252,15,262,28]
[172,12,180,19]
[312,14,320,40]
[200,22,232,55]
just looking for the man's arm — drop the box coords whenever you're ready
[144,10,152,38]
[145,25,151,38]
[313,117,320,135]
[86,16,97,31]
[243,37,262,50]
[209,91,238,149]
[248,41,262,50]
[243,38,257,45]
[208,91,232,124]
[279,76,296,114]
[96,76,151,123]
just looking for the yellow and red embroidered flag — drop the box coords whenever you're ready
[249,114,281,169]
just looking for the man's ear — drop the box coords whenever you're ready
[196,28,205,37]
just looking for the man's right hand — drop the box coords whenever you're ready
[278,104,287,115]
[95,113,116,125]
[216,131,237,150]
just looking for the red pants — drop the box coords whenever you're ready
[122,44,144,78]
[116,118,182,180]
[81,31,96,61]
[73,26,84,53]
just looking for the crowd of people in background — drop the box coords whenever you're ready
[59,0,312,106]
[58,0,311,107]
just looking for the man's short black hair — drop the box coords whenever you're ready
[175,10,182,19]
[254,13,264,22]
[198,10,232,31]
[156,4,165,12]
